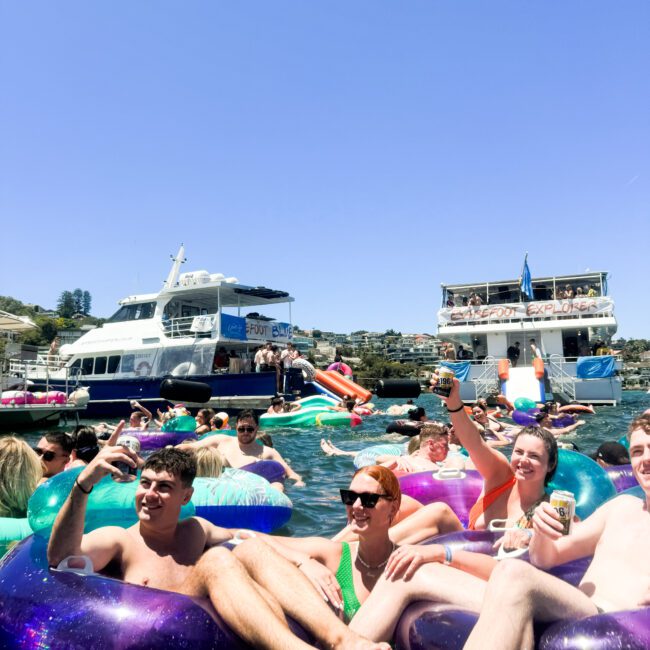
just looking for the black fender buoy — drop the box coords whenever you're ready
[160,379,212,404]
[374,379,421,399]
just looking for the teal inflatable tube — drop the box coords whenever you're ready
[354,444,407,469]
[548,449,616,520]
[617,433,629,450]
[162,415,197,432]
[260,406,330,428]
[295,395,339,409]
[28,467,292,536]
[0,517,33,557]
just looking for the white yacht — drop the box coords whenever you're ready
[22,246,295,417]
[438,271,622,405]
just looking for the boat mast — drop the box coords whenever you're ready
[162,244,186,291]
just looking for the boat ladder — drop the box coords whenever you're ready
[547,354,577,402]
[471,357,500,401]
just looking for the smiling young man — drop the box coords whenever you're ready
[47,446,386,650]
[179,409,304,489]
[463,413,650,650]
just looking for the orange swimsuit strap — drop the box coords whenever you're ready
[467,475,516,530]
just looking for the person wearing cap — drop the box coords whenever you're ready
[590,441,630,468]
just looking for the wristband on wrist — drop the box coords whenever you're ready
[443,545,453,565]
[74,476,93,494]
[446,404,464,413]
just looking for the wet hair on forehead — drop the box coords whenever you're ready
[513,426,558,486]
[44,431,74,454]
[352,465,401,509]
[236,409,259,426]
[419,423,449,443]
[142,448,196,487]
[627,415,650,441]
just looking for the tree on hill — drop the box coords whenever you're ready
[72,289,84,314]
[57,291,76,318]
[82,290,92,315]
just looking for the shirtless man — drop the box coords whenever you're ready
[378,424,456,474]
[463,413,650,650]
[47,447,385,650]
[180,409,305,489]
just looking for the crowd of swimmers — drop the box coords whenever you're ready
[1,377,650,649]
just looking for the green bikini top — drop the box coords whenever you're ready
[336,542,362,621]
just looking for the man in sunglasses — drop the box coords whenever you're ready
[34,431,74,482]
[179,410,305,490]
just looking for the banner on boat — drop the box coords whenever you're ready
[438,297,615,325]
[219,314,293,342]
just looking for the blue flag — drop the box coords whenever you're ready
[521,256,534,300]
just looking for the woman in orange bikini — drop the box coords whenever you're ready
[384,375,558,550]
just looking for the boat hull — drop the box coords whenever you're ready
[34,372,278,417]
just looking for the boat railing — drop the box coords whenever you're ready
[471,356,500,400]
[547,354,576,402]
[162,314,217,339]
[5,357,81,396]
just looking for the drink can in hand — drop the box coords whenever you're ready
[112,435,140,482]
[432,367,455,398]
[550,490,575,535]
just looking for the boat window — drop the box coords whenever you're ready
[107,302,156,323]
[120,355,135,373]
[94,357,107,374]
[108,355,121,373]
[81,358,94,375]
[69,359,81,370]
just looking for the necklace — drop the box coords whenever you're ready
[356,543,395,575]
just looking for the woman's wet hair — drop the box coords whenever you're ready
[193,447,223,478]
[197,408,214,422]
[352,465,402,509]
[71,427,100,464]
[0,436,43,518]
[513,426,558,486]
[409,407,426,421]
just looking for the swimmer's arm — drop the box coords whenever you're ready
[48,446,137,568]
[386,544,497,582]
[267,448,305,485]
[530,500,610,569]
[197,518,234,547]
[441,380,512,484]
[177,434,228,450]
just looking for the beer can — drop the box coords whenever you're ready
[550,490,575,535]
[112,435,141,482]
[432,367,455,398]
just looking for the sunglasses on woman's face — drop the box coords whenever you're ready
[237,426,256,433]
[339,489,393,508]
[33,448,57,462]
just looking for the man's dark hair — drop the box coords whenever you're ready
[45,431,74,454]
[271,397,284,407]
[237,409,259,425]
[143,448,196,487]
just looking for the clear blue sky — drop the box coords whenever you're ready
[1,2,648,338]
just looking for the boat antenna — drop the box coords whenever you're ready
[163,244,186,290]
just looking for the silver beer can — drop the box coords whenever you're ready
[112,435,141,482]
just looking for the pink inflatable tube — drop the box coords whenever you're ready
[327,362,353,376]
[398,471,483,528]
[0,536,312,649]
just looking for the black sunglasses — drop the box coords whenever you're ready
[237,426,256,433]
[33,448,56,462]
[339,489,393,508]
